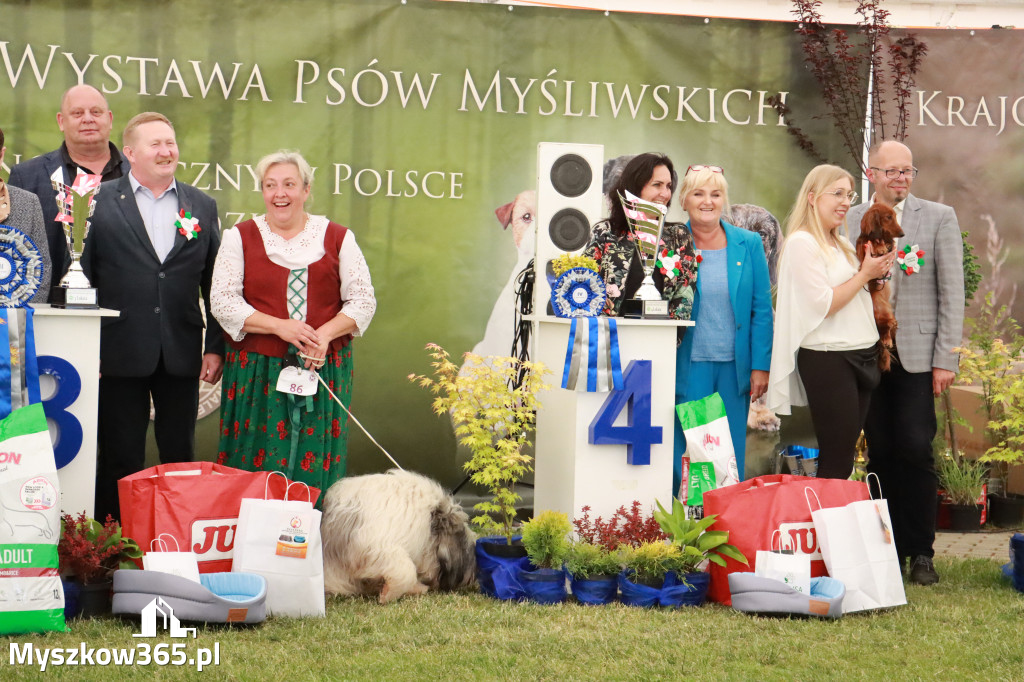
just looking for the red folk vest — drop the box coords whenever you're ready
[227,219,351,358]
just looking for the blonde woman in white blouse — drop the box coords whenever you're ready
[210,150,376,494]
[766,164,894,479]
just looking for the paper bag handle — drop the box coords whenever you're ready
[285,480,313,503]
[865,472,883,500]
[150,533,182,552]
[770,529,794,553]
[804,487,823,514]
[264,471,290,499]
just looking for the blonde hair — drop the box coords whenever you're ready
[783,164,856,264]
[677,167,731,223]
[255,150,314,189]
[122,112,173,147]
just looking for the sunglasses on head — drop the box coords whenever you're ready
[686,164,724,175]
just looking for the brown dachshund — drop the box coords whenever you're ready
[855,204,904,371]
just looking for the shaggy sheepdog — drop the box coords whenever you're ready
[321,469,476,603]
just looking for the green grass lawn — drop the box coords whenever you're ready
[5,557,1022,681]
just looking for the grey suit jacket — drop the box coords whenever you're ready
[81,175,224,378]
[847,194,964,374]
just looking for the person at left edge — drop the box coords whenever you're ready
[8,85,130,291]
[0,125,52,303]
[81,112,224,522]
[673,164,773,493]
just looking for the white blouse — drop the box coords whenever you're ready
[211,214,376,342]
[766,230,878,415]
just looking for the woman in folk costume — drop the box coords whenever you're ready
[211,150,375,498]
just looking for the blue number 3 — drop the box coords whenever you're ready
[38,355,84,469]
[588,360,662,465]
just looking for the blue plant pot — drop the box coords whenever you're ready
[518,567,567,604]
[569,574,617,605]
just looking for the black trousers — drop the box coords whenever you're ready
[797,347,880,480]
[94,355,199,522]
[863,352,938,560]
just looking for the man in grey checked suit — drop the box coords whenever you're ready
[847,140,965,586]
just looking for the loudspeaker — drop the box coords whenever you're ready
[534,142,605,315]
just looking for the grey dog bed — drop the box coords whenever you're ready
[112,570,268,624]
[728,573,845,619]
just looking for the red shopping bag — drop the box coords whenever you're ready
[118,462,320,573]
[702,474,869,605]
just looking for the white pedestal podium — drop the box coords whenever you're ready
[531,315,693,522]
[33,304,118,517]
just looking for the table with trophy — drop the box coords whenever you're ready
[29,169,117,515]
[531,175,696,523]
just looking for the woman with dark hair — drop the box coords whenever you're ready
[0,126,52,303]
[586,152,696,319]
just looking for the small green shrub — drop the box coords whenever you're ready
[520,510,572,569]
[564,540,622,579]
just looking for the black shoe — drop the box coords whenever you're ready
[909,555,939,586]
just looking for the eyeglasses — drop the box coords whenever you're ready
[822,189,858,203]
[870,167,918,180]
[686,164,724,175]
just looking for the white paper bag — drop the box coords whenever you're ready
[806,474,906,613]
[755,531,811,594]
[142,534,201,583]
[232,480,324,617]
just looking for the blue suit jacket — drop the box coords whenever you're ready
[675,220,773,395]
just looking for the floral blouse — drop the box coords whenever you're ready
[586,219,698,319]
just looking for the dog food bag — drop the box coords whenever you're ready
[677,393,739,515]
[0,403,67,634]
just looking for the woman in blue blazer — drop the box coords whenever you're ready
[673,165,773,493]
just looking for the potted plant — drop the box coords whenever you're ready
[619,541,681,589]
[518,510,572,603]
[58,512,142,618]
[564,540,622,605]
[410,343,549,552]
[954,296,1024,527]
[936,453,988,531]
[653,497,748,605]
[572,501,667,551]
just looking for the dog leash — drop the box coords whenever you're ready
[297,352,404,471]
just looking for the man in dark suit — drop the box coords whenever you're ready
[847,140,965,586]
[82,112,225,522]
[8,85,130,291]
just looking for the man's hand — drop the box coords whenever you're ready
[201,353,224,384]
[933,367,955,396]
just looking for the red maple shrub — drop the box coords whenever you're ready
[572,501,666,551]
[57,512,142,584]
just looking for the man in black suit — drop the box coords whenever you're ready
[8,85,130,290]
[82,112,224,521]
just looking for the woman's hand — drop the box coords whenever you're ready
[750,369,769,402]
[859,242,895,282]
[301,337,329,371]
[273,318,320,352]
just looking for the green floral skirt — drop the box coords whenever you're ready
[217,346,353,502]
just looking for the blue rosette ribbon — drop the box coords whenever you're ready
[0,226,43,307]
[561,317,623,392]
[550,267,606,319]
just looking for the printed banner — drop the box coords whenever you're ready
[0,0,853,481]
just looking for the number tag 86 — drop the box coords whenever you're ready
[276,366,319,396]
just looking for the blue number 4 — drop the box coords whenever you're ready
[588,360,662,465]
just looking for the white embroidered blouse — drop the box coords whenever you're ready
[211,214,376,342]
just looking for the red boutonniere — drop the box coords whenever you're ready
[175,209,202,241]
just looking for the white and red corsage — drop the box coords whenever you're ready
[897,243,924,275]
[175,209,202,241]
